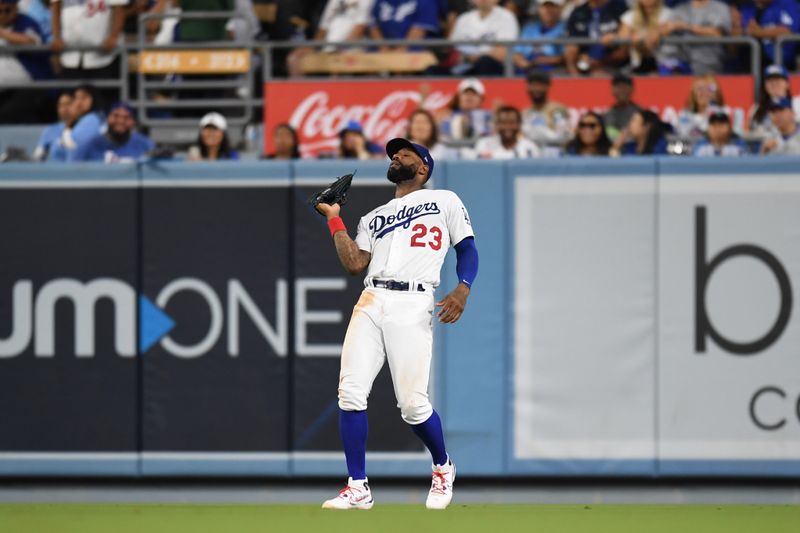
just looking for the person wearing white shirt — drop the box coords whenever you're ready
[449,0,519,75]
[469,106,541,159]
[287,0,373,76]
[50,0,127,77]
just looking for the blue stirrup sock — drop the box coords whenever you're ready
[411,409,448,466]
[339,409,368,480]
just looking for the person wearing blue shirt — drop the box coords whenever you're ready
[739,0,800,70]
[0,0,52,123]
[47,84,105,162]
[369,0,440,49]
[692,109,750,156]
[33,91,72,160]
[565,0,629,74]
[513,0,566,73]
[613,109,670,155]
[78,102,155,163]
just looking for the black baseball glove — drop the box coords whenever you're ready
[308,172,355,215]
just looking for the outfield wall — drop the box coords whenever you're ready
[1,158,799,478]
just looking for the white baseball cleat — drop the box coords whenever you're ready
[321,477,374,510]
[425,459,456,510]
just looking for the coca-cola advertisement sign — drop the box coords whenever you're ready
[263,76,756,158]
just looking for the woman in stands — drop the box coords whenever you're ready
[565,111,612,156]
[673,75,734,138]
[266,123,301,159]
[749,65,800,136]
[438,78,493,142]
[406,108,459,160]
[189,112,239,161]
[615,0,673,74]
[613,109,669,155]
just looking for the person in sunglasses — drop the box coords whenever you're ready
[565,112,612,156]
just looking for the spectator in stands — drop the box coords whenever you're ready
[369,0,440,49]
[749,65,800,135]
[564,0,628,75]
[336,120,383,159]
[615,0,673,74]
[521,70,570,144]
[188,112,240,161]
[0,0,51,123]
[50,0,127,79]
[226,0,259,42]
[612,109,669,155]
[449,0,520,75]
[604,73,642,140]
[19,0,51,41]
[286,0,372,77]
[47,84,105,162]
[659,0,732,75]
[439,77,494,141]
[692,108,749,156]
[761,97,800,154]
[737,0,800,70]
[176,0,233,42]
[512,0,566,73]
[468,106,541,159]
[77,102,155,162]
[33,91,73,161]
[266,123,301,159]
[673,74,724,137]
[406,108,460,160]
[565,111,612,155]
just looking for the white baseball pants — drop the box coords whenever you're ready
[337,287,434,424]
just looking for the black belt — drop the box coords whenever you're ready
[372,279,426,292]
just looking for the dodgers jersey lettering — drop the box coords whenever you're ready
[355,188,474,287]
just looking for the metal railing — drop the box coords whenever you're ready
[0,31,770,133]
[136,11,255,129]
[774,34,800,68]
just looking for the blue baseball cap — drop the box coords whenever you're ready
[768,97,792,111]
[764,64,788,79]
[339,120,364,137]
[109,101,136,119]
[386,137,434,181]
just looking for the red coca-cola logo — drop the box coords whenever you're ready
[287,90,452,157]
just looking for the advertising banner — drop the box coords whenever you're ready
[0,185,139,452]
[264,76,755,157]
[140,184,291,452]
[512,173,657,466]
[658,175,800,464]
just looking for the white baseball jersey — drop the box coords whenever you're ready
[354,188,474,288]
[470,135,541,160]
[53,0,127,69]
[449,5,519,56]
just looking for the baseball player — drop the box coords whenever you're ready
[315,138,479,510]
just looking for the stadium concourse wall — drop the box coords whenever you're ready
[1,158,800,478]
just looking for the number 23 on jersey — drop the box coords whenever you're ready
[410,224,442,251]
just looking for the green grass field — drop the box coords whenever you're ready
[2,504,799,533]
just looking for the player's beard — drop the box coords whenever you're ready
[387,161,417,183]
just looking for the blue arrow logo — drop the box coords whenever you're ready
[139,295,175,353]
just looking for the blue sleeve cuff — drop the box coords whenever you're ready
[454,237,478,288]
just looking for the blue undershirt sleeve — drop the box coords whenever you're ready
[454,237,478,289]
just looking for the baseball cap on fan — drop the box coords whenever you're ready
[764,64,789,80]
[200,112,227,131]
[386,138,435,181]
[458,77,485,96]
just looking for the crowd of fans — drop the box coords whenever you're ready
[1,0,800,161]
[27,65,800,163]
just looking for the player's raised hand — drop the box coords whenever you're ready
[436,284,470,324]
[316,202,341,219]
